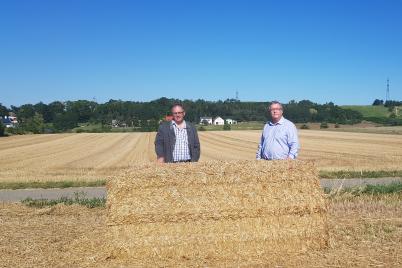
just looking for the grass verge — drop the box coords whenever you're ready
[319,170,402,179]
[0,170,401,190]
[0,179,106,190]
[325,182,402,196]
[21,192,106,208]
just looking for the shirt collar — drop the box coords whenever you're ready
[171,120,187,128]
[269,117,285,126]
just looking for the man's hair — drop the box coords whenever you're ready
[269,101,283,111]
[170,103,185,111]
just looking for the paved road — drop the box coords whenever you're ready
[0,178,401,202]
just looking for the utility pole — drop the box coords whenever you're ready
[386,78,390,102]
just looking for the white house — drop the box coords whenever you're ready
[213,116,225,125]
[199,117,213,125]
[1,115,18,128]
[225,118,237,125]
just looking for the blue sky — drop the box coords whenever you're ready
[0,0,401,107]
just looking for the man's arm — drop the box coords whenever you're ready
[256,128,265,160]
[287,124,299,159]
[154,124,165,163]
[192,126,201,161]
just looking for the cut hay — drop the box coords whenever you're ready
[106,160,328,266]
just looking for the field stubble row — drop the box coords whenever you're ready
[0,130,401,182]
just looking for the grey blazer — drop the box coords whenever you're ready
[154,121,200,163]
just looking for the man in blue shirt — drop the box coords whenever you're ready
[256,101,300,160]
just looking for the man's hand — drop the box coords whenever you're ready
[157,157,165,163]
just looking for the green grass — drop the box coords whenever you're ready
[319,170,402,179]
[21,192,106,208]
[0,170,401,190]
[342,105,391,118]
[324,182,402,196]
[0,179,106,190]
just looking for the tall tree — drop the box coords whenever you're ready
[0,103,8,116]
[0,121,5,136]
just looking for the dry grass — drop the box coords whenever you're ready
[200,130,402,172]
[0,133,155,182]
[1,193,400,267]
[0,130,401,183]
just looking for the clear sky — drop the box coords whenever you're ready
[1,0,401,107]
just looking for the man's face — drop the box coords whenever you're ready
[172,106,185,123]
[269,103,283,122]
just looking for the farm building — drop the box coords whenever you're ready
[1,115,18,128]
[199,117,213,125]
[225,118,237,124]
[213,116,225,125]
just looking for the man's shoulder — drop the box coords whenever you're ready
[282,118,297,128]
[158,121,172,131]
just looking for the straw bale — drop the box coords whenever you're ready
[107,160,328,265]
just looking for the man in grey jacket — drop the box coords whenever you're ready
[155,103,200,163]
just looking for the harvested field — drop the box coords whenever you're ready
[0,130,401,183]
[1,194,401,267]
[106,160,328,266]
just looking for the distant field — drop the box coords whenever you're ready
[324,126,402,135]
[1,130,401,183]
[342,105,397,118]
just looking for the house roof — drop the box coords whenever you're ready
[2,117,12,124]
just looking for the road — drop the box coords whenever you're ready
[0,178,401,202]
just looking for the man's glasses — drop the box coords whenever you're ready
[173,111,184,115]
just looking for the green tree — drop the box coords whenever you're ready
[34,102,53,123]
[17,104,36,119]
[21,113,45,134]
[223,123,231,131]
[54,112,78,131]
[0,103,8,117]
[372,99,384,106]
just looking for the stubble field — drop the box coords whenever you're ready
[1,194,401,267]
[1,130,402,267]
[0,130,401,183]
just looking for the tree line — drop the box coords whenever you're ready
[372,99,402,107]
[1,98,363,134]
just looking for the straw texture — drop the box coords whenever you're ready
[107,160,328,265]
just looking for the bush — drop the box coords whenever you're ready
[223,124,231,131]
[0,122,5,136]
[198,126,206,131]
[300,124,309,129]
[6,126,25,135]
[320,122,328,129]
